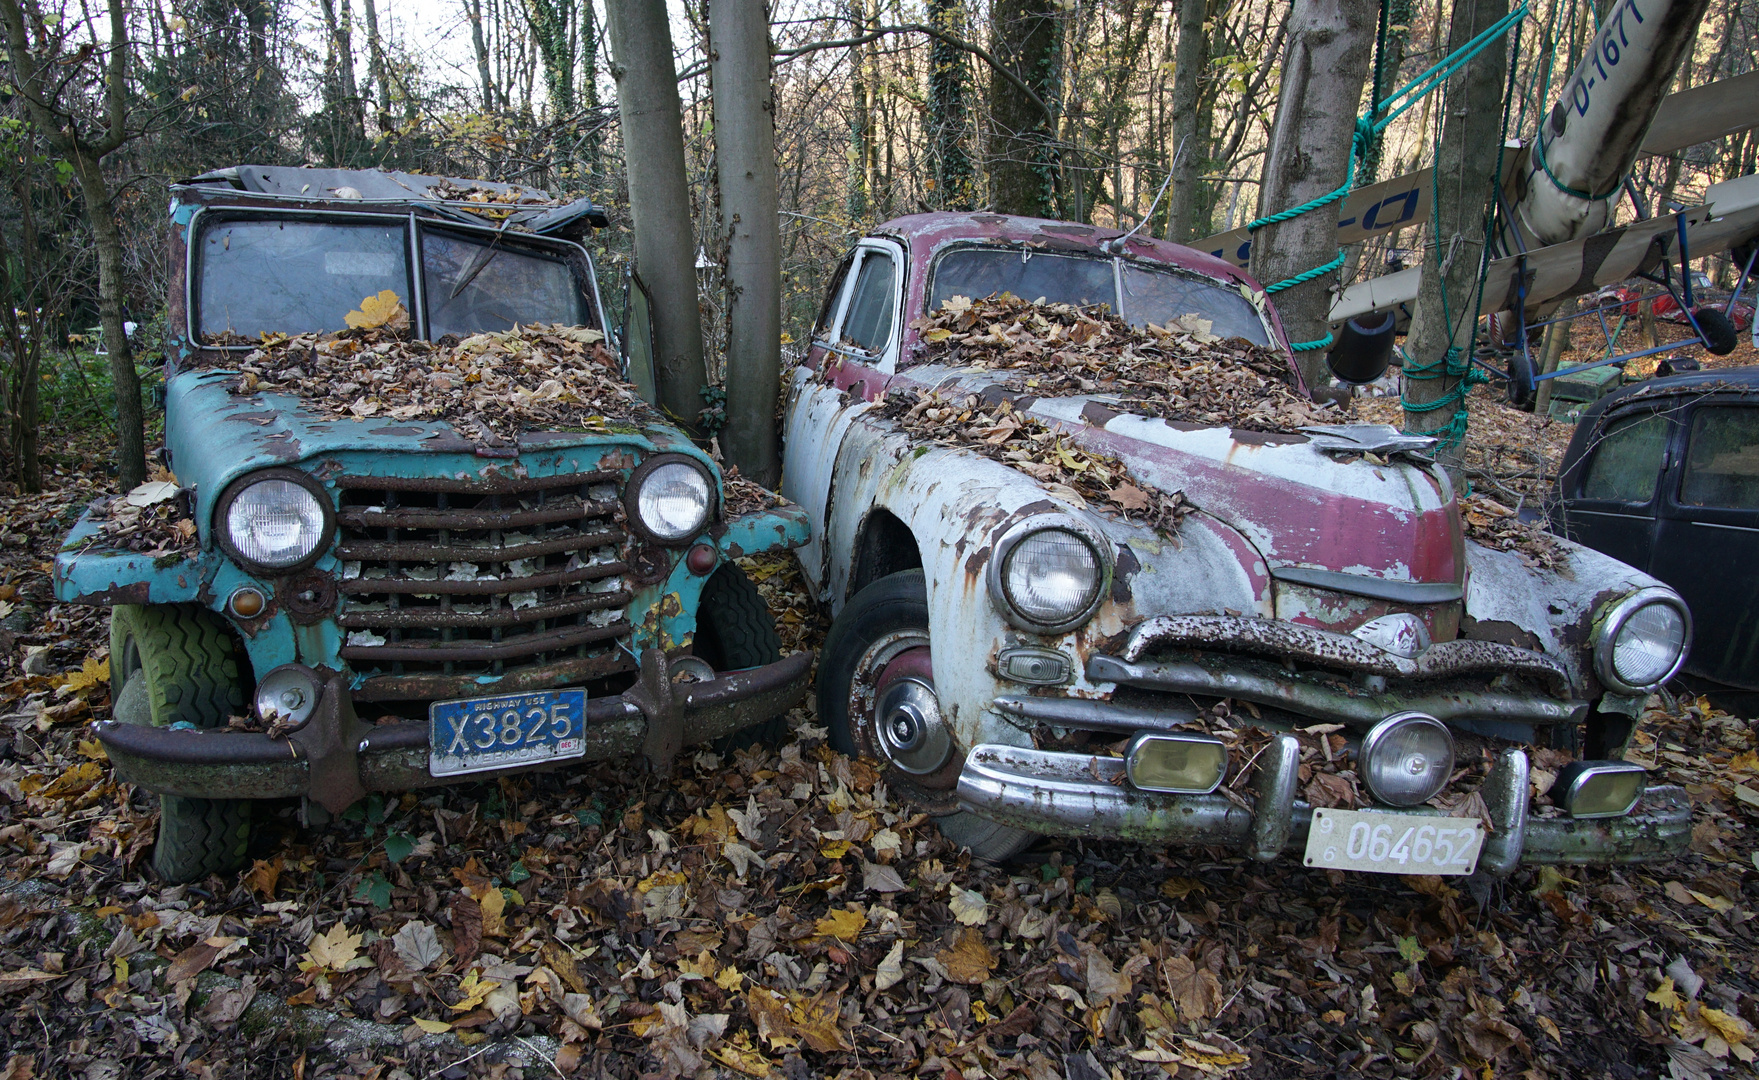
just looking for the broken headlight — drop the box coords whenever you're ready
[1594,588,1690,694]
[988,516,1109,634]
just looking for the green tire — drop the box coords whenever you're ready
[693,565,788,751]
[110,605,253,883]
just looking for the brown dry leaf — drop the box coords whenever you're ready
[1164,955,1222,1020]
[244,859,281,900]
[746,987,798,1050]
[450,893,484,962]
[937,927,995,985]
[788,990,853,1053]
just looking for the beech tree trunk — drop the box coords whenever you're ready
[1249,0,1377,394]
[708,0,782,487]
[1401,0,1509,438]
[605,0,709,433]
[988,0,1059,218]
[1165,0,1208,242]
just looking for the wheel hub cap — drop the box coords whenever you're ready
[874,675,952,775]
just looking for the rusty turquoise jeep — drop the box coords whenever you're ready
[55,166,810,882]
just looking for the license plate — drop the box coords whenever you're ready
[429,688,588,778]
[1303,807,1485,876]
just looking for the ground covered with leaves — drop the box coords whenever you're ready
[2,418,1758,1080]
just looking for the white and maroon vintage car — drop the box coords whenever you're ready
[782,211,1692,878]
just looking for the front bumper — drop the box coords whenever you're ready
[956,739,1691,871]
[94,648,812,811]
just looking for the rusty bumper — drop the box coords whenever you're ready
[955,741,1691,872]
[93,650,813,809]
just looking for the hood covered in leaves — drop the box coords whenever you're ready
[892,297,1461,586]
[167,326,703,538]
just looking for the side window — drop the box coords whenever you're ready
[1580,412,1669,503]
[813,252,856,341]
[839,252,897,355]
[1680,406,1759,509]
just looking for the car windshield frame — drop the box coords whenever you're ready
[921,242,1275,347]
[186,206,604,350]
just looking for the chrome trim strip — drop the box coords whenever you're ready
[990,695,1198,732]
[1270,565,1463,604]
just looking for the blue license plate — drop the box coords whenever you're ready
[428,688,588,777]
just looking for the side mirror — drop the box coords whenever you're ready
[621,269,658,405]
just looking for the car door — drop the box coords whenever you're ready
[782,240,906,601]
[1650,400,1759,689]
[1554,404,1675,573]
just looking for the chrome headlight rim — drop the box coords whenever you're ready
[1359,711,1455,807]
[986,514,1112,635]
[624,453,717,546]
[214,468,335,574]
[1593,586,1691,695]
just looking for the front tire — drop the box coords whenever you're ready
[110,605,253,883]
[819,570,1035,862]
[694,564,788,750]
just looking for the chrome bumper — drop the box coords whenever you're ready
[955,740,1692,872]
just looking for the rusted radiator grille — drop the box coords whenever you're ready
[335,469,636,691]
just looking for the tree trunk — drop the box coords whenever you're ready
[987,0,1059,218]
[465,0,497,110]
[1249,0,1377,394]
[1165,0,1208,241]
[927,0,974,209]
[1401,0,1509,441]
[361,0,392,129]
[604,0,709,434]
[71,153,146,488]
[1533,296,1575,415]
[708,0,781,487]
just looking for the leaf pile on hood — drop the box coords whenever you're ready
[907,293,1346,432]
[876,387,1191,534]
[720,466,784,517]
[1461,494,1565,571]
[211,324,656,441]
[88,472,198,556]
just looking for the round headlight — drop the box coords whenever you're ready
[630,457,713,544]
[1596,589,1690,693]
[222,474,329,570]
[988,517,1108,633]
[1360,713,1454,807]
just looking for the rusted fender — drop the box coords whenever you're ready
[54,504,212,606]
[716,502,811,559]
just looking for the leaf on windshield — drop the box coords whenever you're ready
[344,290,410,331]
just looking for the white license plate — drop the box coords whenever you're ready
[428,688,587,778]
[1303,807,1485,875]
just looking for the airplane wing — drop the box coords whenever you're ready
[1642,71,1759,156]
[1330,173,1759,321]
[1195,168,1435,270]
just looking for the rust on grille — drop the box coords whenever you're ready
[337,467,635,690]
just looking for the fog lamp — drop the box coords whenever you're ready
[1552,760,1646,819]
[254,664,322,729]
[1125,733,1227,794]
[1360,712,1454,806]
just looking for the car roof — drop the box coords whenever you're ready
[870,211,1259,286]
[1588,365,1759,420]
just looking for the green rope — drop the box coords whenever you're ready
[1246,2,1529,354]
[1400,11,1526,449]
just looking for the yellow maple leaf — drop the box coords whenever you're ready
[715,965,744,991]
[812,908,865,943]
[344,290,410,330]
[480,885,507,937]
[304,922,362,972]
[56,657,110,695]
[1647,977,1685,1011]
[1703,1007,1752,1045]
[412,1017,451,1034]
[819,840,852,860]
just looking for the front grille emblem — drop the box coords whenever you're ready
[1351,613,1431,659]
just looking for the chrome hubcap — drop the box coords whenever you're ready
[875,676,952,775]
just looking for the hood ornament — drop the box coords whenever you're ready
[1299,424,1438,460]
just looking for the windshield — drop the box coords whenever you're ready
[195,216,590,342]
[927,246,1270,345]
[423,230,585,336]
[198,219,408,339]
